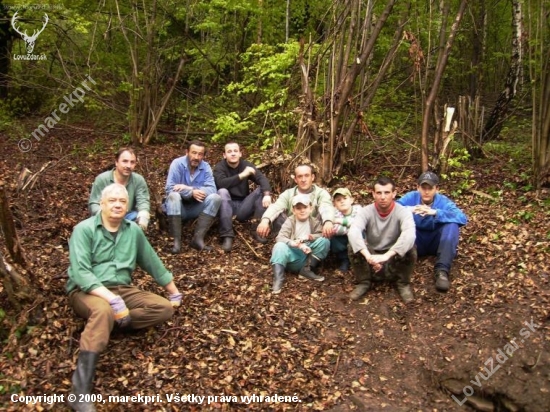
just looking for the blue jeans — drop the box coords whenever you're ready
[218,188,266,238]
[330,235,348,253]
[270,238,330,272]
[125,210,138,221]
[164,192,221,220]
[416,223,460,273]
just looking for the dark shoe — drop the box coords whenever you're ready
[68,351,99,412]
[272,264,285,294]
[337,251,350,272]
[397,284,414,303]
[190,213,215,251]
[168,215,182,254]
[252,231,268,244]
[298,266,324,282]
[349,284,370,300]
[221,237,234,253]
[435,270,450,292]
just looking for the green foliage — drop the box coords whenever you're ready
[441,148,475,197]
[211,42,302,149]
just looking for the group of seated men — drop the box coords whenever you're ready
[67,140,467,411]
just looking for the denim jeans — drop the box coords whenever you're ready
[218,187,266,237]
[416,223,460,273]
[164,191,221,220]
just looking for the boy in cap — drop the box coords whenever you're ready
[330,188,361,272]
[397,171,467,292]
[270,194,330,294]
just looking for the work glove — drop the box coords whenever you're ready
[137,211,150,231]
[109,296,131,328]
[169,292,183,307]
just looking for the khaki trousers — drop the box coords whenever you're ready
[69,285,174,353]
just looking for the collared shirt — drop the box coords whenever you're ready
[165,156,217,199]
[88,170,150,216]
[66,214,173,294]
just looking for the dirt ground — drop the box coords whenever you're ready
[0,130,549,412]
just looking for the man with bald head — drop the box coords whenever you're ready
[67,183,182,412]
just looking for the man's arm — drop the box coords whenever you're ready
[68,223,105,293]
[166,158,193,199]
[88,173,110,216]
[347,207,369,254]
[213,161,241,189]
[197,163,218,196]
[134,226,174,287]
[262,189,292,222]
[434,195,468,225]
[389,206,416,257]
[134,174,151,213]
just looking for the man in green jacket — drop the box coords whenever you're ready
[256,164,335,239]
[88,147,151,230]
[67,183,181,412]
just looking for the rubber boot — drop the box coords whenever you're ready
[394,249,416,304]
[299,256,324,282]
[190,213,215,251]
[168,215,182,254]
[68,351,99,412]
[349,255,372,300]
[272,264,286,294]
[221,237,234,253]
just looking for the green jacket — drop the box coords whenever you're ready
[88,170,150,216]
[66,214,173,294]
[261,185,335,224]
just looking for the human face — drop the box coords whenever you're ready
[223,143,242,167]
[294,166,315,192]
[417,183,438,204]
[115,151,136,178]
[292,203,312,222]
[333,194,353,214]
[100,187,128,221]
[372,183,396,212]
[187,144,205,169]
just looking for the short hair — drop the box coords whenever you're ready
[101,183,129,200]
[186,140,206,151]
[115,147,136,161]
[224,141,241,151]
[294,164,315,175]
[372,176,396,191]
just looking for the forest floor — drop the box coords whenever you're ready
[0,128,549,412]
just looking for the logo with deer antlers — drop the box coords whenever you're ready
[11,12,49,54]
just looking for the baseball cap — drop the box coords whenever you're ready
[418,171,439,186]
[332,188,351,199]
[292,194,312,206]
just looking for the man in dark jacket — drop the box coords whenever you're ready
[213,142,273,252]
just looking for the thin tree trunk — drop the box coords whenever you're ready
[421,0,467,172]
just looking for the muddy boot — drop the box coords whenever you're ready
[349,255,372,300]
[68,351,99,412]
[272,264,286,294]
[221,237,234,253]
[299,256,324,281]
[393,248,417,304]
[435,270,450,292]
[190,213,215,251]
[168,215,182,254]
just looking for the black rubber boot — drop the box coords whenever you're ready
[168,215,182,254]
[190,213,215,251]
[68,351,99,412]
[349,254,372,300]
[435,270,450,292]
[299,256,324,281]
[272,264,286,294]
[394,249,417,304]
[221,237,234,253]
[337,251,350,272]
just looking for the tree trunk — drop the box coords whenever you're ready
[0,181,28,269]
[421,0,467,172]
[481,0,523,143]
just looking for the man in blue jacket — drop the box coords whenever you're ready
[397,172,467,292]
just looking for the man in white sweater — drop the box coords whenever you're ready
[347,177,417,303]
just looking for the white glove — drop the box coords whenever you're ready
[136,211,150,231]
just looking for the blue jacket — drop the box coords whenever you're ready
[397,191,467,231]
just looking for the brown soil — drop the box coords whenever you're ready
[0,130,549,411]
